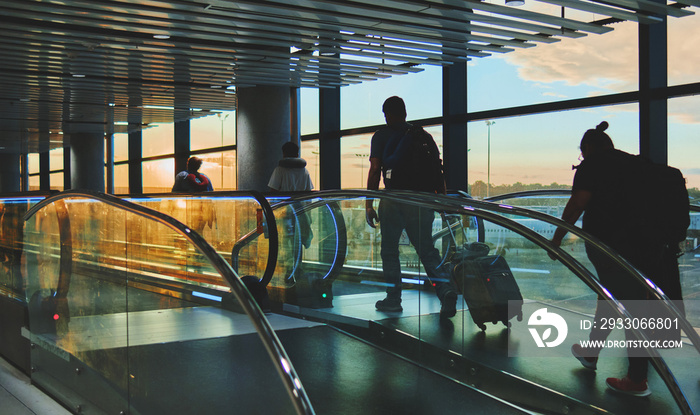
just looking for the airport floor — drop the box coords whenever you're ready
[0,356,70,415]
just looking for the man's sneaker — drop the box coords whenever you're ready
[440,290,458,319]
[606,376,651,397]
[376,298,402,312]
[571,343,598,370]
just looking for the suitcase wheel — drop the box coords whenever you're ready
[517,312,523,322]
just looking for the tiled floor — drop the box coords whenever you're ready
[0,357,70,415]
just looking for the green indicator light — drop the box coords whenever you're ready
[322,293,327,298]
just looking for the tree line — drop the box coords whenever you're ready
[468,180,700,205]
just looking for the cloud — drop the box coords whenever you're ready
[500,14,700,122]
[503,22,638,92]
[543,92,568,98]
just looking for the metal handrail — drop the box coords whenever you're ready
[278,189,697,414]
[484,189,573,202]
[24,190,315,415]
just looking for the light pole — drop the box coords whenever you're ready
[355,153,368,188]
[485,120,495,198]
[312,150,319,188]
[217,113,230,188]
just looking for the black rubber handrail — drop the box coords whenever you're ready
[24,190,314,415]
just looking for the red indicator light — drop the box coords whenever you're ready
[53,314,60,321]
[486,278,490,282]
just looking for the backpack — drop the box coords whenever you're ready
[628,156,690,251]
[383,125,445,193]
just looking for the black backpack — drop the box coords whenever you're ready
[383,125,445,193]
[628,156,690,251]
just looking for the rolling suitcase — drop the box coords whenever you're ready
[453,254,523,331]
[442,215,523,330]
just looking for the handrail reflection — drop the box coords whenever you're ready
[267,198,348,283]
[125,191,279,287]
[24,190,314,415]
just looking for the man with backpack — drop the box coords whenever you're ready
[365,96,458,319]
[551,121,688,397]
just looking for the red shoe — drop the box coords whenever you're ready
[571,343,598,370]
[606,376,651,397]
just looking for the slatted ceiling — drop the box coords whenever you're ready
[604,0,693,17]
[0,0,696,154]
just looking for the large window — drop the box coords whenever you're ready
[191,111,236,151]
[49,148,64,191]
[300,88,319,136]
[28,175,39,191]
[669,95,700,191]
[114,133,128,162]
[341,64,442,130]
[467,105,639,198]
[142,158,175,193]
[142,124,174,158]
[468,21,638,113]
[668,13,700,87]
[339,125,442,190]
[114,164,129,194]
[27,153,42,191]
[50,173,63,191]
[197,151,237,191]
[28,153,39,175]
[300,140,320,189]
[340,133,372,189]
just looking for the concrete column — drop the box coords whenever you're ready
[443,62,468,191]
[319,87,341,190]
[236,85,291,191]
[70,132,105,191]
[0,153,21,193]
[290,87,301,146]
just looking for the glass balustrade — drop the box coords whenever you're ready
[22,192,312,415]
[267,190,699,415]
[6,188,700,415]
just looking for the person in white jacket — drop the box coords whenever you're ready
[268,141,313,192]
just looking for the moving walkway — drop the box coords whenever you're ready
[1,189,698,414]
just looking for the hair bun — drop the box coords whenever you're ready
[596,121,609,132]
